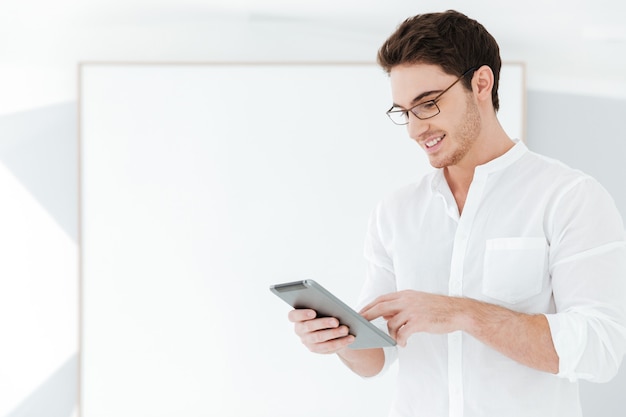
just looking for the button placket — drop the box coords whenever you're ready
[446,174,487,417]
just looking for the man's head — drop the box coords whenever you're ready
[377,10,501,111]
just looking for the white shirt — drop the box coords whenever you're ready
[358,141,626,417]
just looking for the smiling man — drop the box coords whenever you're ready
[288,10,626,417]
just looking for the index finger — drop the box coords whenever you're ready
[360,297,398,321]
[359,292,396,315]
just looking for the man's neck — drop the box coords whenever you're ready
[444,134,515,215]
[444,166,473,215]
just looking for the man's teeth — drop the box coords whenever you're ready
[425,136,444,148]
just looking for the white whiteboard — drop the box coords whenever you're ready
[79,63,525,417]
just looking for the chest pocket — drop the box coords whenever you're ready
[482,237,548,304]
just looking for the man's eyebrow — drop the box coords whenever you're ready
[391,89,442,109]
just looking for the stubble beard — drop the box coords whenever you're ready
[430,95,481,169]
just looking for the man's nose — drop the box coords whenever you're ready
[406,112,429,141]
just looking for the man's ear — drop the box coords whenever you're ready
[472,65,494,105]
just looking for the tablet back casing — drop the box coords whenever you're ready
[270,279,395,349]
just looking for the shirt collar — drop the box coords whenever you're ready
[474,139,527,176]
[430,139,528,194]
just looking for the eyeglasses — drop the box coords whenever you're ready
[386,67,477,125]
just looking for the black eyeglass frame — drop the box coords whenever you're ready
[385,66,478,125]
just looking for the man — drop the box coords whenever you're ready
[288,10,626,417]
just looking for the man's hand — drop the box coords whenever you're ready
[360,290,465,347]
[288,309,355,354]
[288,308,385,377]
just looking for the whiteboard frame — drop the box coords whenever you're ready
[78,61,525,417]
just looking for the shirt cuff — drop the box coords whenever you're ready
[544,313,593,381]
[359,317,398,379]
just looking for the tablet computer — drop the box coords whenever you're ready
[270,279,396,349]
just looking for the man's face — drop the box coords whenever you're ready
[389,63,481,169]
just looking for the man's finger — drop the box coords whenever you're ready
[361,299,398,321]
[308,334,356,354]
[288,309,316,323]
[360,292,401,314]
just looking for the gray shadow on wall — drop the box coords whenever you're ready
[526,91,626,219]
[7,353,77,417]
[0,102,78,242]
[0,103,78,417]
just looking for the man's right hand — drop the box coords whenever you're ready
[288,309,355,354]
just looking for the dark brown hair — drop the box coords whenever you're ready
[377,10,501,111]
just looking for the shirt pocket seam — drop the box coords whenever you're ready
[482,237,547,304]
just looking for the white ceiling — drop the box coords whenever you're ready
[0,0,625,114]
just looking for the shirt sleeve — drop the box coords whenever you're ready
[545,177,626,382]
[356,203,398,376]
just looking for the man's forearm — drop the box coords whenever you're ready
[337,347,385,377]
[459,298,559,374]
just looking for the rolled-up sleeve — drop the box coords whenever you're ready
[545,177,626,382]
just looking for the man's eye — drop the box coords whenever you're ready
[419,101,437,110]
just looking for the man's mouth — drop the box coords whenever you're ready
[425,135,445,148]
